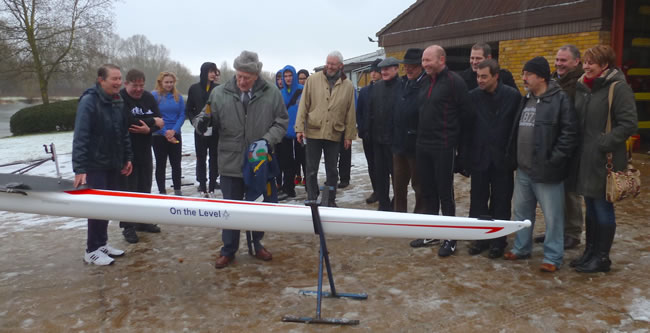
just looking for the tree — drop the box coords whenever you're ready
[115,34,193,93]
[0,0,115,104]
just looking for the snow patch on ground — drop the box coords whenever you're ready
[627,297,650,322]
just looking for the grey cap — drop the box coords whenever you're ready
[233,50,263,74]
[378,57,400,68]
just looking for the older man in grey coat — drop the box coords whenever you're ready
[194,50,288,269]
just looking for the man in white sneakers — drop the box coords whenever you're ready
[73,64,133,265]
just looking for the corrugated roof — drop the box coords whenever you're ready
[376,0,605,47]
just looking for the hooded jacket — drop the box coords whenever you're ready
[506,80,577,183]
[280,65,304,138]
[186,62,219,134]
[295,70,357,142]
[574,68,638,198]
[193,76,288,178]
[73,84,133,174]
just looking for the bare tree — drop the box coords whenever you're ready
[0,0,115,104]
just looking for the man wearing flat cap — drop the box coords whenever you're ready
[193,50,289,269]
[392,49,427,217]
[295,51,356,207]
[368,56,401,211]
[504,56,577,273]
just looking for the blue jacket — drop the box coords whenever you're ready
[152,91,185,135]
[280,65,304,138]
[73,84,133,174]
[356,82,374,139]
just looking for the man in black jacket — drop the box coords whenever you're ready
[369,57,401,211]
[119,69,164,243]
[356,59,382,204]
[504,56,577,273]
[466,59,521,258]
[534,45,585,249]
[459,42,517,91]
[393,48,426,214]
[416,45,472,257]
[186,62,220,196]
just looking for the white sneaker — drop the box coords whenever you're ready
[84,249,115,266]
[99,244,124,257]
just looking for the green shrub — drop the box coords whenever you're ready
[10,99,78,135]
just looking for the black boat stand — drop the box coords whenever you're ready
[282,192,367,325]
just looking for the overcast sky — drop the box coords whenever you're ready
[113,0,415,76]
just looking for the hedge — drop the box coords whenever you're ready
[10,99,78,136]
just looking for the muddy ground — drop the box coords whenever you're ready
[0,137,649,332]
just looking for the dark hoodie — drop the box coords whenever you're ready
[186,62,219,131]
[73,84,132,174]
[280,65,304,138]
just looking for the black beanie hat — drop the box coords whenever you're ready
[523,56,550,81]
[370,58,382,73]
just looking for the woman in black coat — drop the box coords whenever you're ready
[572,45,637,273]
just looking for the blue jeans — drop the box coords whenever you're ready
[584,197,615,226]
[511,169,565,267]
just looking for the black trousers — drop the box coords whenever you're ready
[219,176,264,257]
[372,142,393,211]
[469,164,514,248]
[194,132,219,191]
[416,147,455,216]
[119,160,154,229]
[362,137,377,194]
[86,169,120,252]
[338,137,351,183]
[305,138,340,201]
[152,134,182,193]
[294,138,306,178]
[277,137,296,195]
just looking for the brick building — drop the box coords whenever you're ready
[376,0,649,129]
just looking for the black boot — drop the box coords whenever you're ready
[327,186,337,207]
[570,215,595,267]
[575,224,615,273]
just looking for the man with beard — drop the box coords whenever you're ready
[533,45,585,250]
[295,51,356,207]
[504,56,577,273]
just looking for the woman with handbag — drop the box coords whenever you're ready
[152,71,186,196]
[572,45,638,273]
